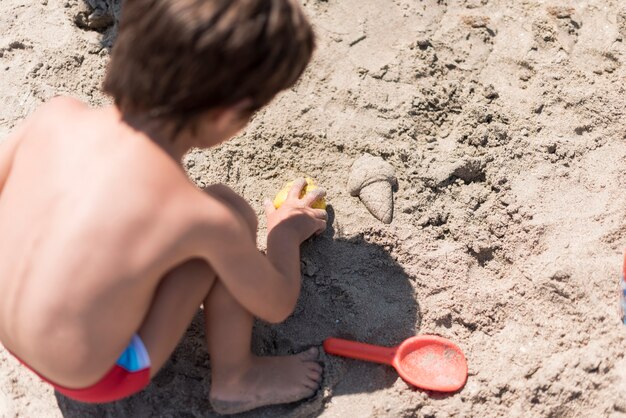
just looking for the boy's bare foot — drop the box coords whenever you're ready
[209,347,323,415]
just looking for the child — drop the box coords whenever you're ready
[0,0,327,414]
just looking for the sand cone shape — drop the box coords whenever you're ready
[348,153,398,224]
[359,180,394,224]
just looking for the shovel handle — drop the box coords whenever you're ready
[323,338,396,365]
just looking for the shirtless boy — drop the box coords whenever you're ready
[0,0,327,414]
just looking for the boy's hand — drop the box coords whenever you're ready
[264,178,327,243]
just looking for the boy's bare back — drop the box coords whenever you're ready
[0,97,213,385]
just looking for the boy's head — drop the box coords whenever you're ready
[103,0,315,144]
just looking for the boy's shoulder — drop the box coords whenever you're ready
[33,96,86,122]
[178,184,258,259]
[6,96,82,134]
[10,96,86,141]
[44,95,85,109]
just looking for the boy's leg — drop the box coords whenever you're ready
[205,281,323,415]
[132,248,322,414]
[138,258,216,376]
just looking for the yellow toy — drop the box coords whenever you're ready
[273,177,327,210]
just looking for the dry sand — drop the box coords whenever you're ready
[1,0,626,417]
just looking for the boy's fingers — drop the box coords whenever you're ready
[288,178,308,200]
[315,219,327,235]
[302,188,326,207]
[264,199,276,215]
[311,208,328,221]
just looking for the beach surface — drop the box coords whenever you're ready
[1,0,625,417]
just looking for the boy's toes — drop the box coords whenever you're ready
[307,362,323,374]
[303,376,320,391]
[298,347,319,361]
[307,370,322,383]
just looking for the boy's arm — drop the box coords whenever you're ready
[193,201,300,323]
[194,203,302,323]
[193,180,326,324]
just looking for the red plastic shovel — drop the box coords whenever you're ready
[323,335,468,392]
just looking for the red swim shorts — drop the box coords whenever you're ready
[10,334,151,403]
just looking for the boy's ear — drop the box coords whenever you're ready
[231,98,254,114]
[212,98,254,130]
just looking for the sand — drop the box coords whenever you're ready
[1,0,625,417]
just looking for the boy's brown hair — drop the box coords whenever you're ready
[103,0,315,126]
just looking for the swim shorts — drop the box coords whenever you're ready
[11,334,151,403]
